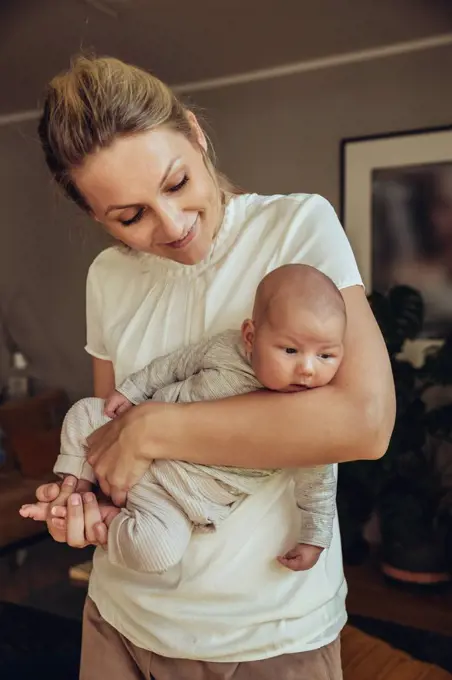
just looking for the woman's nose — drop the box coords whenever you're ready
[155,203,187,242]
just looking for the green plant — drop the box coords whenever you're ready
[337,285,452,575]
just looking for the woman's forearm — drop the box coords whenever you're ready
[127,287,395,470]
[137,382,394,469]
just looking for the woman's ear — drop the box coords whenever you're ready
[186,111,208,152]
[241,319,255,355]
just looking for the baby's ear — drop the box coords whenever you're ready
[241,319,255,353]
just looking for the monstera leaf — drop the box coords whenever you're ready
[368,285,424,356]
[338,283,452,569]
[421,333,452,386]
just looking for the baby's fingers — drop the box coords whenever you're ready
[117,402,132,415]
[277,555,307,571]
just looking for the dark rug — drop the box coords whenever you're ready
[1,601,452,679]
[0,600,81,680]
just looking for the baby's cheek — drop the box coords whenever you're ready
[269,360,290,389]
[257,358,281,389]
[324,362,341,385]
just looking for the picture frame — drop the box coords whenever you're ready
[340,125,452,362]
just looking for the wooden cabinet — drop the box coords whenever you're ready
[0,390,69,553]
[0,389,68,477]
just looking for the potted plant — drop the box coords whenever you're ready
[337,285,452,587]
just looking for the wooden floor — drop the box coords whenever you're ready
[1,539,451,637]
[0,538,93,618]
[344,558,452,636]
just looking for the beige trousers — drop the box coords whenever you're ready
[80,597,343,680]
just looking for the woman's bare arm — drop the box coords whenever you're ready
[93,357,116,398]
[86,286,395,499]
[133,285,395,468]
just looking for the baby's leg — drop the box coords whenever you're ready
[107,469,193,573]
[55,397,111,483]
[152,460,244,528]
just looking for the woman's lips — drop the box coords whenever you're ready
[167,216,198,250]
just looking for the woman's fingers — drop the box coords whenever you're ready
[47,518,68,543]
[94,522,108,547]
[51,517,66,531]
[83,492,103,544]
[49,493,110,548]
[111,486,127,508]
[50,476,77,507]
[86,421,111,465]
[66,494,88,548]
[36,482,61,503]
[51,505,67,519]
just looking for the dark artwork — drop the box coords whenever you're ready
[372,162,452,338]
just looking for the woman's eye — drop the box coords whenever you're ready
[284,347,297,354]
[168,175,189,193]
[120,208,145,227]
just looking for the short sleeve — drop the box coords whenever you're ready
[277,194,363,291]
[85,262,110,361]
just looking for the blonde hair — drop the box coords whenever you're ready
[38,55,235,211]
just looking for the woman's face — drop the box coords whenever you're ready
[72,121,223,265]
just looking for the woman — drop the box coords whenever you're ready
[35,55,395,679]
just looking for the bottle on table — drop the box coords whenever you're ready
[7,351,30,401]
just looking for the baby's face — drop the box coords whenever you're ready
[243,305,345,393]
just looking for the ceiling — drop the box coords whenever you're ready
[1,0,451,115]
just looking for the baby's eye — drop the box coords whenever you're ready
[284,347,297,354]
[319,353,332,360]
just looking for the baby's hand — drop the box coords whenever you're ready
[104,390,133,419]
[278,543,324,572]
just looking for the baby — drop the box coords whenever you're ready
[21,264,346,574]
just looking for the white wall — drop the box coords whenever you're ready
[194,44,452,209]
[0,43,451,398]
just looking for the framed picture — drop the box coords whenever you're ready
[341,125,452,344]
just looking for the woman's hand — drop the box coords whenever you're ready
[34,476,119,547]
[86,404,159,506]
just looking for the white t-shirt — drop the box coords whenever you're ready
[86,193,363,662]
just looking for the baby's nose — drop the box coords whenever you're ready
[297,359,314,377]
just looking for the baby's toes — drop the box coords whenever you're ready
[20,503,46,520]
[19,504,33,517]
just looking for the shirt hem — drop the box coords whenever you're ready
[336,280,364,291]
[88,578,347,662]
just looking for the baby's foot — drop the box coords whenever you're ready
[19,501,50,522]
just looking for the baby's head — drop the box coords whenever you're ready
[242,264,346,392]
